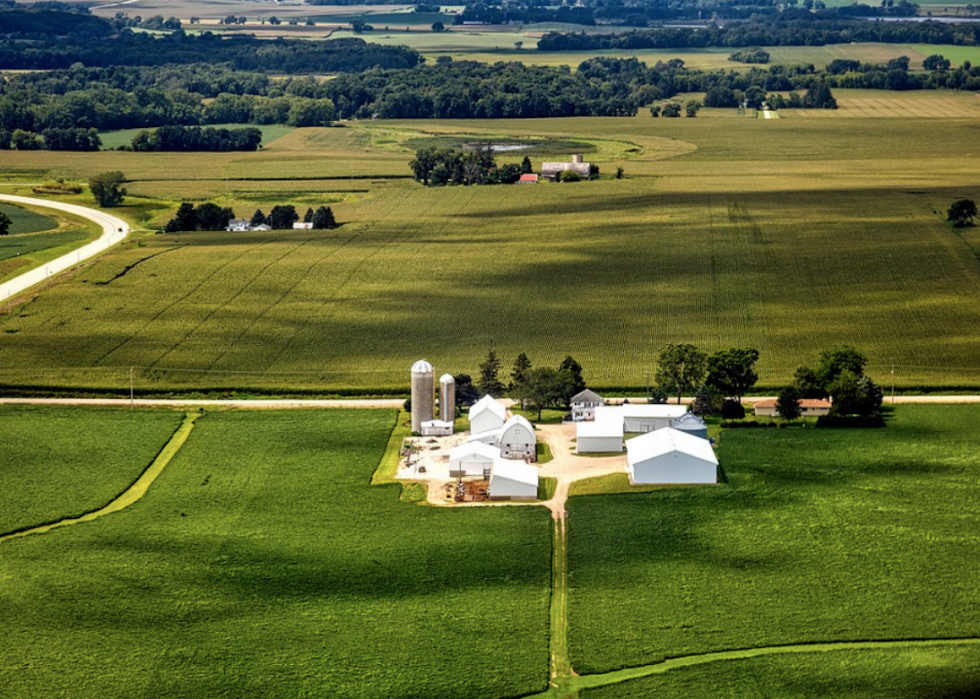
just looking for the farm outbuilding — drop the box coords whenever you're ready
[754,399,832,417]
[469,415,537,460]
[469,395,507,435]
[672,412,708,439]
[488,460,538,500]
[541,154,593,182]
[570,389,605,421]
[576,417,623,454]
[421,420,454,436]
[626,428,718,485]
[450,442,501,478]
[622,404,689,433]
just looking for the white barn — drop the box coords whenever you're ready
[469,415,537,460]
[570,389,605,421]
[622,404,689,433]
[449,442,500,478]
[626,428,718,485]
[469,395,507,435]
[488,460,538,500]
[576,414,623,453]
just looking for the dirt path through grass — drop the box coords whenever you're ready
[0,412,200,544]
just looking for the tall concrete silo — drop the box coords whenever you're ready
[410,360,434,432]
[439,374,456,423]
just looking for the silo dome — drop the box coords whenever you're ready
[439,374,455,384]
[412,359,434,374]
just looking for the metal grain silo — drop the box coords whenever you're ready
[410,359,434,432]
[439,373,456,423]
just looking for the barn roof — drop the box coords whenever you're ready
[621,404,689,419]
[577,418,623,438]
[450,441,501,461]
[490,459,539,487]
[571,389,605,405]
[626,427,718,466]
[469,395,507,422]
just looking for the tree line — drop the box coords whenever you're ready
[130,126,262,152]
[537,13,980,52]
[409,147,531,186]
[475,345,588,421]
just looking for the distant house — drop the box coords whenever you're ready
[672,412,708,440]
[518,174,539,184]
[488,460,538,500]
[541,154,593,182]
[449,442,500,478]
[293,222,313,230]
[252,223,271,231]
[570,389,605,421]
[626,428,718,485]
[469,395,507,435]
[226,219,251,232]
[469,414,536,460]
[754,398,832,418]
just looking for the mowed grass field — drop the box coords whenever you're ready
[2,105,980,392]
[567,406,980,680]
[0,409,552,698]
[0,405,184,534]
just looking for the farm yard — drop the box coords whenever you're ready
[0,408,552,699]
[2,110,980,393]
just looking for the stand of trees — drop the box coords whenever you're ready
[790,346,883,418]
[164,202,236,232]
[131,125,262,152]
[409,146,522,186]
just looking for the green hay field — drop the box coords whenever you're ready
[580,645,980,699]
[0,408,551,698]
[567,405,980,676]
[0,405,184,534]
[3,108,980,392]
[0,203,57,234]
[0,203,101,283]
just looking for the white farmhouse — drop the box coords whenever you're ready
[576,410,624,454]
[488,460,538,500]
[449,442,500,478]
[622,403,689,433]
[226,219,251,232]
[626,428,718,485]
[570,389,605,421]
[469,414,536,460]
[468,395,507,435]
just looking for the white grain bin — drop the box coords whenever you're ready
[439,373,456,423]
[410,359,434,432]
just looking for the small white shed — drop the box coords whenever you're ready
[449,442,500,478]
[576,418,623,454]
[626,428,718,485]
[421,419,454,436]
[489,460,538,500]
[469,395,507,435]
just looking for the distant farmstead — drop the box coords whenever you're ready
[754,398,832,417]
[541,154,593,181]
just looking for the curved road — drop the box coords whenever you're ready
[0,194,130,303]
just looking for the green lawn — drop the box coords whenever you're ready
[0,406,185,534]
[567,405,980,674]
[0,408,552,698]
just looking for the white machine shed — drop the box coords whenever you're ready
[626,428,718,485]
[489,460,539,500]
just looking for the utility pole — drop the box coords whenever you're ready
[130,366,135,410]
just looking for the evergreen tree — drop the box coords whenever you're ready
[250,209,266,227]
[303,207,314,223]
[269,204,298,230]
[167,202,197,232]
[776,386,802,421]
[477,342,505,397]
[0,211,11,236]
[520,155,533,174]
[312,206,337,229]
[509,352,533,409]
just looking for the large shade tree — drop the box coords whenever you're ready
[655,343,707,404]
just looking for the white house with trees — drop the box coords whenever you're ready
[626,428,718,485]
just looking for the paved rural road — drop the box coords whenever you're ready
[0,194,130,302]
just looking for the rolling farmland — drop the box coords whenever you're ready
[2,108,980,392]
[0,408,552,699]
